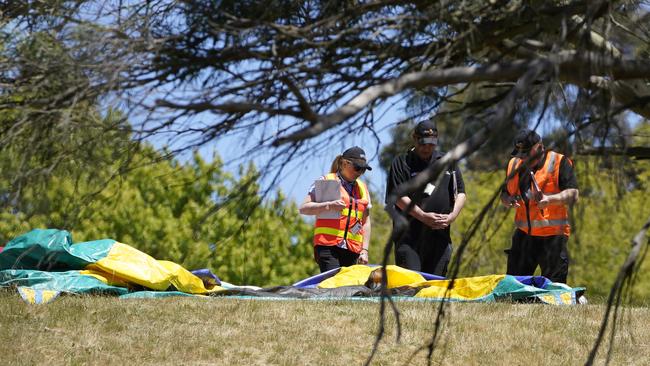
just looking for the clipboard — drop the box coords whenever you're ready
[314,179,342,219]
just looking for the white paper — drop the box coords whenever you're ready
[423,183,436,196]
[314,179,342,219]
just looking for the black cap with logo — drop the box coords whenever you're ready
[341,146,372,170]
[413,120,439,145]
[414,120,438,137]
[511,129,542,157]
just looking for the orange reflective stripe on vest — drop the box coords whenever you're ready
[313,173,369,253]
[506,151,571,237]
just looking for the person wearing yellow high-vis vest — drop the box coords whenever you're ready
[299,147,372,273]
[501,129,579,284]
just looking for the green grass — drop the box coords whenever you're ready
[2,290,649,365]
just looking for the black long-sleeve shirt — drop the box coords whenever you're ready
[385,149,465,244]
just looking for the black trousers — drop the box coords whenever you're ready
[506,229,569,283]
[394,234,452,277]
[315,245,359,273]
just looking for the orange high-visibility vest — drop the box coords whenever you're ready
[506,151,571,237]
[313,173,370,254]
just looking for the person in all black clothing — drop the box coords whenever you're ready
[500,129,579,283]
[385,120,467,276]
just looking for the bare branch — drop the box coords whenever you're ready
[586,216,650,366]
[274,51,650,145]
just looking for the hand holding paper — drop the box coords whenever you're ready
[314,179,343,219]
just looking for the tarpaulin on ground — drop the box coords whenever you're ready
[0,229,585,305]
[0,229,222,303]
[287,265,584,304]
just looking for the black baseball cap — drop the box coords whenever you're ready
[341,146,372,170]
[511,129,541,157]
[414,120,438,137]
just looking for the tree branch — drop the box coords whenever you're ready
[586,215,650,366]
[274,51,650,145]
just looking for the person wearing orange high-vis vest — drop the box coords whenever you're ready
[299,147,373,273]
[501,129,579,284]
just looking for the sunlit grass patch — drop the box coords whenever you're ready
[2,293,649,365]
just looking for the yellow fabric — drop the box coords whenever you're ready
[382,265,426,288]
[17,287,60,305]
[560,292,573,304]
[80,268,132,287]
[414,275,506,300]
[313,226,363,243]
[538,292,573,305]
[90,242,212,294]
[355,178,369,202]
[341,208,363,217]
[157,260,215,294]
[318,265,373,288]
[18,287,37,304]
[318,265,425,289]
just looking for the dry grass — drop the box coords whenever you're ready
[2,289,649,365]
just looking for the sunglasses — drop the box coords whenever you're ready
[347,160,367,173]
[417,136,438,145]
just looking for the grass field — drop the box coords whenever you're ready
[2,290,649,365]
